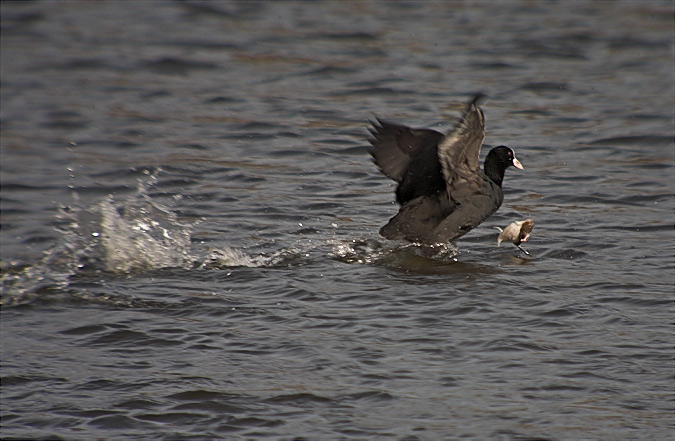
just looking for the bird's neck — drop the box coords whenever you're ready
[484,161,505,187]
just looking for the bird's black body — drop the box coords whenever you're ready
[368,94,522,244]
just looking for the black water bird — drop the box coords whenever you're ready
[368,94,523,244]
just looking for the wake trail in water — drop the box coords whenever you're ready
[0,169,466,305]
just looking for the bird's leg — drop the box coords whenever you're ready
[515,244,530,256]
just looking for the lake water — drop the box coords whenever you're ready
[1,2,673,440]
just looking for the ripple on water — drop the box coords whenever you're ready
[1,2,673,440]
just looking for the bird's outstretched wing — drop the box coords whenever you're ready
[368,118,444,183]
[437,94,487,200]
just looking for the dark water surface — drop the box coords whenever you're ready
[2,2,673,440]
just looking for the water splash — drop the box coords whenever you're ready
[197,247,257,269]
[96,195,193,272]
[331,238,460,265]
[0,170,256,305]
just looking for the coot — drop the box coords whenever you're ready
[368,94,523,244]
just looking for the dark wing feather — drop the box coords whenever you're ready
[437,95,486,200]
[368,118,444,183]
